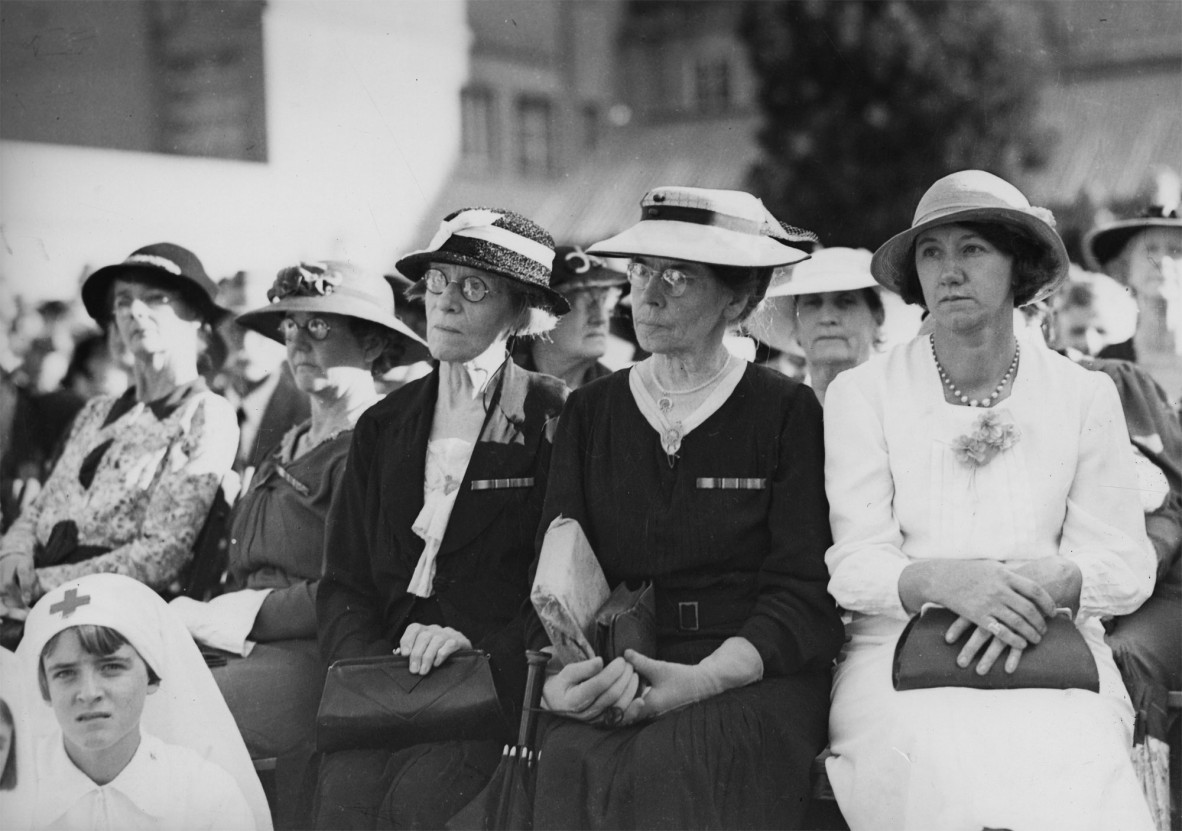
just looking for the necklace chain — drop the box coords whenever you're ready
[930,335,1020,408]
[652,355,731,414]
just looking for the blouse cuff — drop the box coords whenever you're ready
[828,554,911,620]
[1072,550,1154,621]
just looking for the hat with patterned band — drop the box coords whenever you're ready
[395,207,569,314]
[871,170,1069,305]
[82,242,227,325]
[236,260,430,365]
[766,247,877,297]
[586,187,813,270]
[550,245,627,294]
[1082,204,1182,271]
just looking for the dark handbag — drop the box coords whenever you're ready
[594,580,656,662]
[316,649,509,753]
[892,605,1099,692]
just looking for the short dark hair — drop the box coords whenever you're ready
[346,318,409,378]
[708,264,776,322]
[897,221,1059,308]
[38,624,161,701]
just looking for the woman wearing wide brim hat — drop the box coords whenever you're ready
[170,261,428,773]
[0,243,238,617]
[312,208,570,829]
[515,186,843,830]
[760,247,886,404]
[823,170,1155,830]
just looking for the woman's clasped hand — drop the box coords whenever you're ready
[397,622,472,675]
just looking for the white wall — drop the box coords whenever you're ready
[1,0,468,301]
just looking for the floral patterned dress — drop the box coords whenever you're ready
[0,380,238,594]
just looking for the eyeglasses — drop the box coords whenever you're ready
[279,316,332,341]
[112,290,174,314]
[564,286,623,312]
[423,268,499,303]
[626,262,689,298]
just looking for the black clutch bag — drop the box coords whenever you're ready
[594,580,656,662]
[316,649,509,753]
[892,606,1100,692]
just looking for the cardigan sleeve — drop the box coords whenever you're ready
[1060,375,1156,618]
[317,411,392,663]
[36,394,238,593]
[824,371,913,619]
[738,385,843,676]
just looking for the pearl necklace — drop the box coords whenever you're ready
[651,355,732,414]
[930,335,1019,408]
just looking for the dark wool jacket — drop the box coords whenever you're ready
[317,359,567,720]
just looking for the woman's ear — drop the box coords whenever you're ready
[721,288,750,323]
[361,332,385,365]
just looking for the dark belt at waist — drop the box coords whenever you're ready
[656,592,751,634]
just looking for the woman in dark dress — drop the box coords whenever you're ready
[314,209,569,829]
[527,187,845,830]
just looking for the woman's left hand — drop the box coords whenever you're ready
[398,623,472,675]
[618,650,722,724]
[944,616,1025,675]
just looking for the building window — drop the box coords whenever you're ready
[461,86,497,167]
[582,103,601,152]
[516,95,553,176]
[691,56,732,114]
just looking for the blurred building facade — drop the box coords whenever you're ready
[1,0,469,300]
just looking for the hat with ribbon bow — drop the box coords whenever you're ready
[82,242,226,325]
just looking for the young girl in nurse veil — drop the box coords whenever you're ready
[13,573,271,831]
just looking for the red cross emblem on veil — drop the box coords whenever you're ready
[49,588,91,619]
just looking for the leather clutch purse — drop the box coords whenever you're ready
[594,580,656,662]
[316,649,509,753]
[892,605,1100,692]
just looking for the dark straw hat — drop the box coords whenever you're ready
[236,261,430,365]
[395,207,569,314]
[550,245,627,293]
[82,242,226,325]
[1083,204,1182,271]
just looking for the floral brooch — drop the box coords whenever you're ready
[950,410,1020,468]
[268,262,343,302]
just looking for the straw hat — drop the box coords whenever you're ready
[82,242,226,325]
[1082,205,1182,271]
[871,170,1069,304]
[587,187,812,269]
[396,207,568,314]
[766,247,876,297]
[236,260,430,366]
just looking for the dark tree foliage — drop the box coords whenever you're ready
[740,0,1055,249]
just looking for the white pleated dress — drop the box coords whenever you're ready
[823,336,1157,831]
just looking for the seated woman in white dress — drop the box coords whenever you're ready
[12,573,271,831]
[823,170,1157,831]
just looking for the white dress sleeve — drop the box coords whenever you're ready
[1059,373,1156,618]
[823,370,911,620]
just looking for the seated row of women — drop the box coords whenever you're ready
[0,169,1174,831]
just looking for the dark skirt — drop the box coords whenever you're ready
[531,671,830,830]
[314,739,504,830]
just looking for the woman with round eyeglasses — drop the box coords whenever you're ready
[520,187,843,829]
[515,244,628,389]
[313,208,569,829]
[167,262,427,777]
[0,243,238,620]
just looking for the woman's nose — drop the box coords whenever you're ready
[639,276,664,306]
[76,668,102,702]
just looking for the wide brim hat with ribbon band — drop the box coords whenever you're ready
[871,170,1070,305]
[766,247,877,297]
[82,242,227,325]
[236,260,430,366]
[586,187,813,270]
[395,208,569,314]
[550,245,627,293]
[1082,205,1182,271]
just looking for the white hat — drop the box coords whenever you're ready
[871,170,1069,305]
[766,248,876,297]
[587,186,812,269]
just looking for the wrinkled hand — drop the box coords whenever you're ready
[921,559,1055,652]
[398,623,472,675]
[542,656,640,724]
[618,650,722,725]
[0,554,37,619]
[943,616,1025,675]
